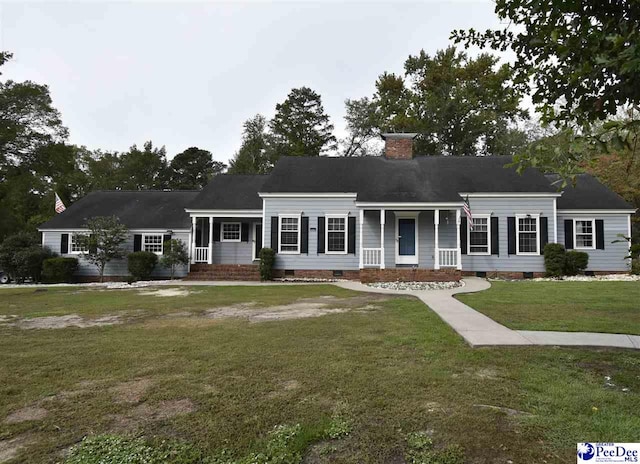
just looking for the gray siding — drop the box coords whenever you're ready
[557,213,631,271]
[210,219,259,264]
[42,230,190,278]
[264,198,359,270]
[460,197,555,272]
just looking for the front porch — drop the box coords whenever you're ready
[359,208,462,271]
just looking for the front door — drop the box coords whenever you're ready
[253,223,263,261]
[396,217,418,265]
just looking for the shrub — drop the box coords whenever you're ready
[565,250,589,276]
[0,232,56,283]
[543,243,566,277]
[42,257,79,283]
[259,248,276,281]
[127,251,158,281]
[631,258,640,275]
[630,243,640,260]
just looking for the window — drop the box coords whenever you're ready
[279,215,300,253]
[468,216,490,254]
[143,234,163,254]
[574,219,595,249]
[517,215,539,255]
[70,235,88,254]
[222,222,241,242]
[326,215,347,253]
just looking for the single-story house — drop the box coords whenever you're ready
[39,134,636,281]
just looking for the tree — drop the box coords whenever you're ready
[167,147,225,190]
[117,141,169,190]
[344,47,528,156]
[228,114,273,174]
[269,87,337,159]
[80,149,122,191]
[451,0,640,175]
[76,216,128,282]
[340,97,383,157]
[160,238,189,279]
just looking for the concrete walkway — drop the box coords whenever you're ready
[335,278,640,350]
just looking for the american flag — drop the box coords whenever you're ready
[55,192,66,214]
[463,195,473,230]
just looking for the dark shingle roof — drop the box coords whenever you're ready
[261,156,556,202]
[547,174,635,210]
[188,174,267,210]
[39,190,199,230]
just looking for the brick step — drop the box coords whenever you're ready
[186,264,260,281]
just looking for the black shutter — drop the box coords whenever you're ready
[539,217,548,254]
[89,234,98,254]
[271,216,278,251]
[348,216,356,254]
[491,217,499,255]
[460,218,467,255]
[317,217,325,254]
[301,217,309,254]
[595,219,605,249]
[213,222,221,242]
[61,234,69,254]
[241,223,249,242]
[507,217,516,255]
[564,219,574,249]
[133,234,142,252]
[162,234,171,254]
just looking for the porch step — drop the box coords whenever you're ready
[186,264,260,281]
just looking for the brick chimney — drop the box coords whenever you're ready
[382,133,417,160]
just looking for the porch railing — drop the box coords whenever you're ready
[362,248,382,267]
[194,247,209,263]
[438,248,458,268]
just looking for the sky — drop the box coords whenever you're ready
[1,1,506,164]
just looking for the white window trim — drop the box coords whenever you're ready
[515,214,540,256]
[69,234,88,255]
[142,233,164,255]
[278,214,301,254]
[221,222,242,243]
[467,214,491,256]
[573,218,596,250]
[325,214,348,255]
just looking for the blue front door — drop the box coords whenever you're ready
[397,218,417,264]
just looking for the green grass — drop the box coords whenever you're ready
[0,284,639,463]
[457,281,640,335]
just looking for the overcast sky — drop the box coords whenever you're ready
[1,1,505,164]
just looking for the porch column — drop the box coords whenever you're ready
[434,209,440,270]
[455,209,462,270]
[358,209,364,269]
[380,209,385,269]
[208,217,214,264]
[191,216,197,264]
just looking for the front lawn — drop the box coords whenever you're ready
[457,280,640,335]
[1,284,639,463]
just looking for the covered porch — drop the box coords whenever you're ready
[358,206,463,271]
[188,211,263,265]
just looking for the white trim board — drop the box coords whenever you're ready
[356,202,463,209]
[557,209,637,214]
[394,212,419,265]
[185,209,263,217]
[459,192,563,198]
[259,193,357,198]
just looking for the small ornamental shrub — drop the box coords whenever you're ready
[631,258,640,275]
[127,251,158,281]
[259,248,276,281]
[564,250,589,276]
[630,243,640,260]
[160,239,189,279]
[543,243,566,277]
[42,257,78,283]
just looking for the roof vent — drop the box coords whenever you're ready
[381,133,418,160]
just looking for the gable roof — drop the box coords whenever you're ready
[39,190,198,230]
[547,173,634,210]
[187,174,267,210]
[261,156,556,202]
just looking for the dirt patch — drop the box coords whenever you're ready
[206,295,390,323]
[473,404,534,417]
[453,368,501,380]
[110,398,196,431]
[0,434,34,463]
[4,406,48,424]
[7,314,122,330]
[110,378,153,404]
[138,288,196,297]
